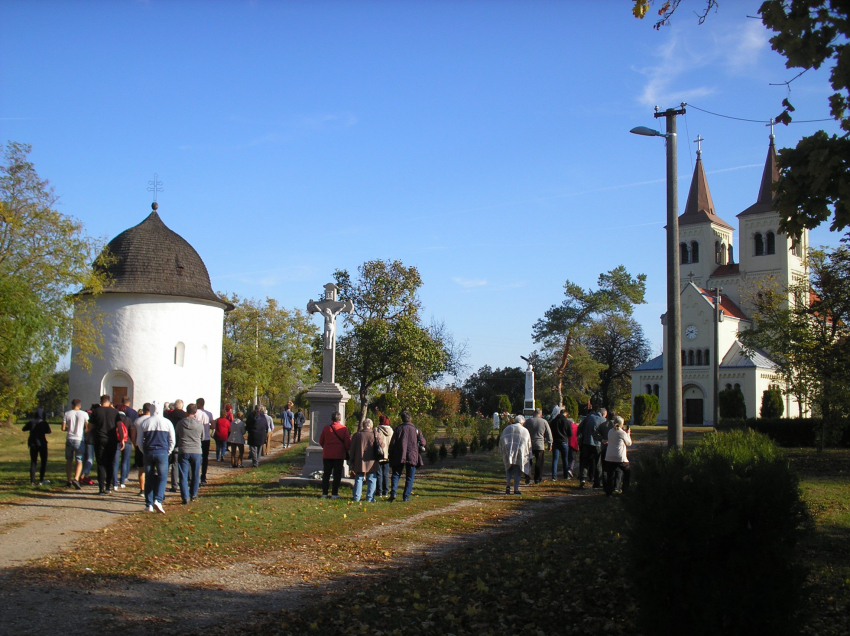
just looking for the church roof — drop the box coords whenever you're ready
[94,205,229,308]
[633,354,663,371]
[696,286,749,320]
[711,263,740,277]
[720,341,776,369]
[737,137,779,218]
[679,155,734,230]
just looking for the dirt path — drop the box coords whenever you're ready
[0,429,288,569]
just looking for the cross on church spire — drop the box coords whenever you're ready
[694,134,704,156]
[147,173,163,203]
[766,118,776,143]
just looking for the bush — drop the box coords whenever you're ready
[469,437,479,453]
[416,415,437,446]
[486,436,497,451]
[633,394,660,426]
[714,417,850,448]
[438,442,447,460]
[451,441,460,458]
[761,389,785,419]
[719,387,747,419]
[429,387,461,420]
[495,394,512,414]
[625,430,810,636]
[458,439,468,455]
[562,395,579,420]
[425,443,439,465]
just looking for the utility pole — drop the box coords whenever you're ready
[253,309,259,407]
[654,104,686,451]
[709,286,723,427]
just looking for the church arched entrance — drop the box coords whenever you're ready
[102,370,134,406]
[683,383,705,425]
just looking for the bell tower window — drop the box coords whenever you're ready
[766,231,776,255]
[680,243,690,264]
[174,341,185,367]
[754,233,764,256]
[690,241,699,263]
[728,245,734,264]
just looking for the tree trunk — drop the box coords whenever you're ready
[359,386,369,426]
[555,333,573,407]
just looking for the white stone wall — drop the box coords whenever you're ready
[69,294,225,414]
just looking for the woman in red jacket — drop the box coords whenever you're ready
[213,414,231,462]
[318,411,351,499]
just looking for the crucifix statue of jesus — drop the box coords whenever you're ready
[307,283,354,383]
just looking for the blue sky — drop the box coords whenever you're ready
[1,1,844,381]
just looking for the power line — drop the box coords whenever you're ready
[685,102,832,124]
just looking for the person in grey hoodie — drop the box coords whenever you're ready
[176,403,204,504]
[523,408,552,485]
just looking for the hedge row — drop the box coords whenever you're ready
[716,417,850,447]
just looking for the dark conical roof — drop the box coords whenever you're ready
[95,206,228,307]
[737,138,779,217]
[679,155,733,230]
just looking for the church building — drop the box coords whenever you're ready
[68,203,231,412]
[631,132,807,425]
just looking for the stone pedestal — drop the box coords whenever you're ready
[301,381,351,478]
[522,365,535,416]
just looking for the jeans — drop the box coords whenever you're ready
[505,464,522,491]
[552,442,570,479]
[580,445,602,486]
[282,428,291,446]
[249,445,262,467]
[82,443,95,476]
[215,439,227,461]
[200,439,210,481]
[65,438,85,463]
[375,462,391,496]
[169,450,180,490]
[29,445,47,483]
[390,464,416,501]
[113,443,132,486]
[322,458,345,496]
[94,440,117,492]
[178,453,202,501]
[352,471,377,502]
[144,452,169,507]
[294,427,302,443]
[528,449,545,483]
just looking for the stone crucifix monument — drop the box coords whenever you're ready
[301,283,355,477]
[521,356,535,417]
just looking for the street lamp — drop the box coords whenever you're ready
[631,105,686,451]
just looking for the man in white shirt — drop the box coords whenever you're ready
[195,398,214,485]
[62,399,88,490]
[132,404,151,497]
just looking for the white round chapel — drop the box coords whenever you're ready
[68,203,231,412]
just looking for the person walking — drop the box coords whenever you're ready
[550,406,573,481]
[228,412,246,468]
[387,411,426,503]
[374,415,393,498]
[318,411,351,499]
[195,398,213,485]
[578,407,607,489]
[568,416,579,478]
[137,403,175,514]
[24,408,52,486]
[176,404,204,504]
[113,396,138,489]
[281,404,294,449]
[62,399,88,489]
[131,404,151,497]
[166,400,187,493]
[349,419,379,502]
[213,412,231,462]
[89,395,120,494]
[500,415,531,495]
[604,416,632,496]
[294,408,306,443]
[523,408,552,485]
[246,407,268,468]
[263,406,275,456]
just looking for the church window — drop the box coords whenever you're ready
[645,384,651,394]
[696,350,703,366]
[725,383,732,391]
[766,231,776,255]
[653,384,660,397]
[680,243,690,264]
[715,241,721,264]
[720,243,726,265]
[734,383,741,391]
[728,245,734,264]
[174,342,185,367]
[681,350,687,366]
[704,349,710,365]
[688,350,695,366]
[754,233,764,256]
[690,241,699,263]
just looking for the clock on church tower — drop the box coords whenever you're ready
[685,325,698,340]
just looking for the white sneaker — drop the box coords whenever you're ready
[40,480,51,485]
[119,484,126,489]
[145,505,154,512]
[153,501,166,514]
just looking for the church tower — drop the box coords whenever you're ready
[677,143,735,289]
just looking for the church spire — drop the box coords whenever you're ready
[738,125,780,217]
[679,145,733,229]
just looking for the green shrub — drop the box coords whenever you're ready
[714,417,850,448]
[425,443,439,465]
[719,387,747,419]
[438,442,447,460]
[487,436,497,451]
[625,430,810,636]
[761,389,785,419]
[562,395,579,420]
[496,394,512,414]
[469,437,479,453]
[416,415,437,446]
[451,441,460,458]
[633,394,660,426]
[458,439,468,455]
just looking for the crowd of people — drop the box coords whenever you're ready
[498,406,632,496]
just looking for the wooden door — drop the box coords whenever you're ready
[685,399,703,425]
[112,386,128,406]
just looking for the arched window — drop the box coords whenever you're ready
[754,233,764,256]
[734,383,741,391]
[715,241,721,264]
[728,245,734,264]
[653,384,660,397]
[174,342,185,367]
[680,242,690,264]
[720,243,726,265]
[696,350,703,366]
[690,241,699,263]
[704,349,710,366]
[681,350,687,366]
[725,383,732,391]
[766,231,776,255]
[646,384,652,395]
[688,350,695,366]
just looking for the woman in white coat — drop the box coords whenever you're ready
[604,416,632,495]
[499,415,532,495]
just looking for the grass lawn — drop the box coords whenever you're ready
[0,419,73,502]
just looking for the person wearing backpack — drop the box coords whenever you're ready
[89,395,121,494]
[294,408,306,443]
[349,418,379,502]
[318,411,351,499]
[24,408,52,486]
[387,411,426,503]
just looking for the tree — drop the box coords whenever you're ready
[35,369,69,415]
[585,315,651,414]
[719,387,748,420]
[635,1,850,235]
[333,260,460,424]
[532,266,646,406]
[429,387,461,420]
[633,393,661,426]
[0,142,109,423]
[219,293,317,412]
[460,365,525,414]
[761,389,785,419]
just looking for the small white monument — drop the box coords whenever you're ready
[521,357,535,416]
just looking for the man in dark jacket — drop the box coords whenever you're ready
[523,409,552,485]
[89,395,120,494]
[578,407,607,489]
[387,411,426,503]
[166,399,187,492]
[550,407,573,481]
[246,406,269,467]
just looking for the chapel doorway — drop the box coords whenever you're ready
[685,399,704,425]
[112,386,128,406]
